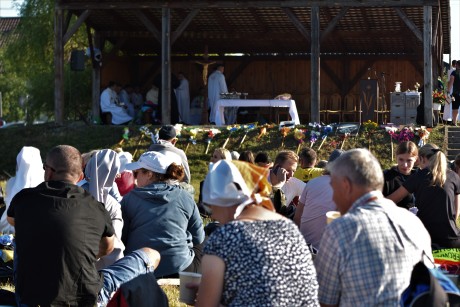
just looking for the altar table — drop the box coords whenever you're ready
[214,99,300,126]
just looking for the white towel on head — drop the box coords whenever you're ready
[1,146,44,234]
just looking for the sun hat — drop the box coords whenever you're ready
[158,125,177,140]
[202,160,251,207]
[125,151,176,174]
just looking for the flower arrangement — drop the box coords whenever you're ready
[362,120,379,150]
[222,125,240,149]
[388,126,415,143]
[204,128,221,154]
[294,128,306,154]
[317,124,333,151]
[280,127,291,147]
[433,89,447,106]
[184,128,200,154]
[362,120,379,134]
[239,124,256,148]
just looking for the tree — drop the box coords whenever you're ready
[3,0,92,123]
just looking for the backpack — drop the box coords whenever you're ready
[401,261,460,307]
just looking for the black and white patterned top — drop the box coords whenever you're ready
[204,219,319,307]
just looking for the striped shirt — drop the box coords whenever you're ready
[315,191,431,306]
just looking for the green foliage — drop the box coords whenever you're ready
[2,0,92,123]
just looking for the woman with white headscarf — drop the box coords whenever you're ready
[192,160,319,306]
[82,149,125,269]
[0,146,44,234]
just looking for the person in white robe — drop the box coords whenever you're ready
[118,84,135,118]
[100,82,133,125]
[0,146,44,234]
[175,73,191,124]
[208,65,228,124]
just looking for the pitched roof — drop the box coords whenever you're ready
[0,17,20,49]
[58,1,450,57]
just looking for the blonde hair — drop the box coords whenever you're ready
[274,150,299,166]
[419,144,447,187]
[213,148,232,161]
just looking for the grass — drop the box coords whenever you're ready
[162,285,188,307]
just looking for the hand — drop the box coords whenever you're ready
[270,166,287,187]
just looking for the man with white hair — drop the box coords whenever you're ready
[315,148,432,307]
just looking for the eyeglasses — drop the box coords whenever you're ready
[43,163,56,172]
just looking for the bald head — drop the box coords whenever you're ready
[45,145,83,183]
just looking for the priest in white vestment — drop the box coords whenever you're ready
[208,65,228,124]
[100,82,133,125]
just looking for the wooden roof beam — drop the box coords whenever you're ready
[321,8,348,42]
[63,9,91,44]
[58,1,439,10]
[171,9,200,44]
[282,7,310,43]
[133,9,161,42]
[394,7,423,42]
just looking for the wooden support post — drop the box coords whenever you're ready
[54,8,64,125]
[423,5,433,127]
[161,7,171,125]
[311,6,320,124]
[92,32,102,124]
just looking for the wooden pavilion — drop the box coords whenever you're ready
[54,0,451,126]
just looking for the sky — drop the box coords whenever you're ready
[0,0,459,60]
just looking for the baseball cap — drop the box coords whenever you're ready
[125,151,175,174]
[158,125,177,140]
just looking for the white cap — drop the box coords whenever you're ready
[202,160,250,207]
[125,151,175,174]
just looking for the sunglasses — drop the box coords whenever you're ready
[133,168,149,179]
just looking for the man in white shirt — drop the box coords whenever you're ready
[269,150,306,217]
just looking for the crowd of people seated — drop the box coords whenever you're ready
[101,71,204,126]
[2,130,460,306]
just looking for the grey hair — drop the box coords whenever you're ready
[326,148,383,190]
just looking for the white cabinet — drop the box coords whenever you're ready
[390,92,420,125]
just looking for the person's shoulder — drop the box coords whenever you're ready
[148,143,164,150]
[11,183,44,202]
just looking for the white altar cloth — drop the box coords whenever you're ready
[214,99,300,126]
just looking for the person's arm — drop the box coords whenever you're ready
[455,194,460,223]
[219,75,228,93]
[6,217,14,226]
[195,254,225,307]
[293,201,304,227]
[387,186,410,204]
[98,235,115,259]
[187,197,205,245]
